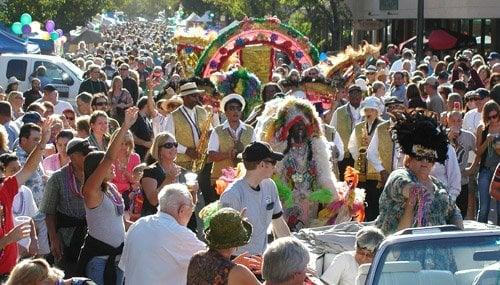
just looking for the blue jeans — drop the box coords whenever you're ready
[477,168,500,224]
[86,256,124,285]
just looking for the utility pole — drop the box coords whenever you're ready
[416,0,424,63]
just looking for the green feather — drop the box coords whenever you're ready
[308,188,333,204]
[272,176,294,208]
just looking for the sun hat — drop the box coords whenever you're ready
[204,208,252,250]
[220,93,246,113]
[179,82,204,97]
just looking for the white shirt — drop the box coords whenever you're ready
[119,212,206,285]
[322,251,358,285]
[152,112,169,136]
[348,120,378,161]
[390,58,416,72]
[164,106,201,154]
[430,145,462,201]
[207,120,256,152]
[463,108,482,134]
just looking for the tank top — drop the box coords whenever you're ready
[85,184,125,248]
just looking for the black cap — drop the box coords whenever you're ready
[43,84,57,92]
[384,96,404,106]
[476,88,490,99]
[241,142,284,162]
[66,138,96,155]
[348,84,362,93]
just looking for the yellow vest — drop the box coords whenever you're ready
[377,121,394,172]
[323,124,337,143]
[210,123,254,184]
[171,106,208,169]
[334,104,353,157]
[354,120,381,181]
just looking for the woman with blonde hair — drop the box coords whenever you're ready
[108,76,133,124]
[140,132,186,217]
[111,130,140,207]
[7,91,25,119]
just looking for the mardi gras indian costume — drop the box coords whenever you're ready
[261,98,338,231]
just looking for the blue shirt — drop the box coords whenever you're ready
[390,85,408,106]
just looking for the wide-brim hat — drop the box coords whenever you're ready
[204,208,252,250]
[8,76,20,85]
[220,93,246,113]
[179,82,204,97]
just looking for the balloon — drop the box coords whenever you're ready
[60,35,67,43]
[45,20,55,32]
[50,31,59,41]
[20,13,32,25]
[40,31,51,40]
[56,29,63,36]
[11,22,22,35]
[30,21,41,33]
[22,24,31,34]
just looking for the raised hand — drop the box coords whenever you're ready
[123,106,139,129]
[40,117,54,145]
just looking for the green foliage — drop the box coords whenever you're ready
[288,11,311,36]
[113,0,179,19]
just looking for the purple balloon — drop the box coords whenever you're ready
[56,29,63,37]
[22,24,31,34]
[45,20,55,32]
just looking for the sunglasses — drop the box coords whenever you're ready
[488,114,498,120]
[262,159,277,166]
[94,102,108,106]
[65,116,75,121]
[413,155,436,163]
[161,142,178,149]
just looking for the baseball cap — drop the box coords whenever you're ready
[476,88,490,99]
[241,142,284,162]
[348,84,362,93]
[384,96,404,106]
[43,84,57,92]
[21,112,43,124]
[66,138,96,155]
[366,65,377,73]
[487,52,500,61]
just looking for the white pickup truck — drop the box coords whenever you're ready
[0,53,83,104]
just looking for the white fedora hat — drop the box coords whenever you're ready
[179,82,204,97]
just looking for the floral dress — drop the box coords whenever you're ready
[375,168,462,236]
[187,249,236,285]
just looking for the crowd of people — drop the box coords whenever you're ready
[0,19,499,285]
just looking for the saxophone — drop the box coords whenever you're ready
[355,126,369,182]
[191,110,214,173]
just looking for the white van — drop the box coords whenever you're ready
[0,53,84,104]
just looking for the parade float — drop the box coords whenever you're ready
[194,16,319,84]
[171,28,218,77]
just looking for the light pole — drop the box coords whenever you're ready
[416,0,424,63]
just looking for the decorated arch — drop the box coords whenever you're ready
[194,16,319,82]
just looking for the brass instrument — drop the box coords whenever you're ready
[355,126,369,182]
[191,110,214,173]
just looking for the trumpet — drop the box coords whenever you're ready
[191,111,214,173]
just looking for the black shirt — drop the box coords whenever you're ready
[78,79,107,95]
[23,89,42,110]
[130,113,153,160]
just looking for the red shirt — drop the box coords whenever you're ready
[0,176,19,274]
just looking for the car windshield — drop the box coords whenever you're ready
[372,234,500,285]
[62,59,84,81]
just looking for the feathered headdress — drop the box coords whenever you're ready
[391,110,448,164]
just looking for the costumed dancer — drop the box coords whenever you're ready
[348,96,385,221]
[375,110,463,236]
[262,97,338,231]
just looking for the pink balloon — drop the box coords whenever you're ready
[45,20,55,32]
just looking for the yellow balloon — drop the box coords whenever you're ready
[30,21,41,33]
[40,31,50,40]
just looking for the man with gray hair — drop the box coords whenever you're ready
[262,237,310,285]
[119,183,205,285]
[322,226,385,285]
